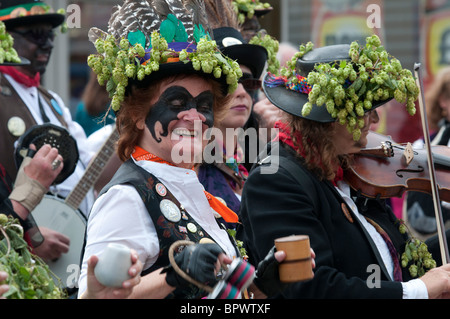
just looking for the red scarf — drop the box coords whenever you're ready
[273,121,343,185]
[132,146,239,223]
[0,66,41,87]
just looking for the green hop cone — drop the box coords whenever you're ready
[0,213,8,225]
[409,264,418,278]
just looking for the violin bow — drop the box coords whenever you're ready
[414,63,449,265]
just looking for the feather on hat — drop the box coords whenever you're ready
[87,0,242,112]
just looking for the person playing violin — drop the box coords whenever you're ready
[237,37,450,299]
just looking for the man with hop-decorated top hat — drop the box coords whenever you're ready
[0,1,99,269]
[237,36,450,299]
[77,0,289,299]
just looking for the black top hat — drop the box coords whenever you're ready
[213,27,268,79]
[0,0,65,29]
[263,44,393,123]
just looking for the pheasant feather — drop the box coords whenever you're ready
[204,0,239,30]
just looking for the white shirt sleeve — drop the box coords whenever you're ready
[77,184,159,296]
[401,279,429,299]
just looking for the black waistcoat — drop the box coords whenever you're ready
[100,160,236,298]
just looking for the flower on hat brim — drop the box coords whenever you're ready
[266,35,419,141]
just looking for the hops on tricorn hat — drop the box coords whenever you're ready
[87,0,243,113]
[264,35,419,141]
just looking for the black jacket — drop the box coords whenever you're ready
[238,142,419,299]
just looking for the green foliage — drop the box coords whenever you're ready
[232,0,272,24]
[249,32,280,74]
[88,27,242,114]
[398,219,436,278]
[0,214,66,299]
[0,21,21,64]
[281,35,419,141]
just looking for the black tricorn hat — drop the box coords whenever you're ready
[213,27,268,79]
[0,0,65,30]
[263,44,392,123]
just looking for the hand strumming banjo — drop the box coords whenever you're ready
[15,124,119,291]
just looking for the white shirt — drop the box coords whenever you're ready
[335,180,428,299]
[6,74,95,217]
[77,158,237,296]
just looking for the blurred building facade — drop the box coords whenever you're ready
[43,0,450,142]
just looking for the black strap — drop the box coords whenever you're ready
[37,93,50,123]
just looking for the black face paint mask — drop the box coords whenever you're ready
[145,86,214,143]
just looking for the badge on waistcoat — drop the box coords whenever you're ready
[0,85,12,96]
[51,99,63,116]
[7,116,26,136]
[160,199,181,222]
[341,203,354,223]
[155,183,167,196]
[187,223,197,233]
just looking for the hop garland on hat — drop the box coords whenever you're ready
[87,0,242,113]
[278,35,419,141]
[0,21,20,64]
[248,30,279,74]
[232,0,272,24]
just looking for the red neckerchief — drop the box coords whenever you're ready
[273,121,343,185]
[132,146,239,223]
[0,66,41,87]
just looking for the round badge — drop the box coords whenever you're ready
[187,223,197,233]
[155,183,167,196]
[160,199,181,222]
[7,116,26,137]
[216,197,227,206]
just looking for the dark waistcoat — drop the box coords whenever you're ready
[0,75,67,180]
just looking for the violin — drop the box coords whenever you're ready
[346,62,450,265]
[345,131,450,201]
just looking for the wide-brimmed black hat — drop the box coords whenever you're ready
[263,44,392,123]
[213,27,267,79]
[0,0,65,30]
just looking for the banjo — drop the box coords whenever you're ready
[29,125,119,291]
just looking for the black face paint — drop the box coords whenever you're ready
[145,86,214,143]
